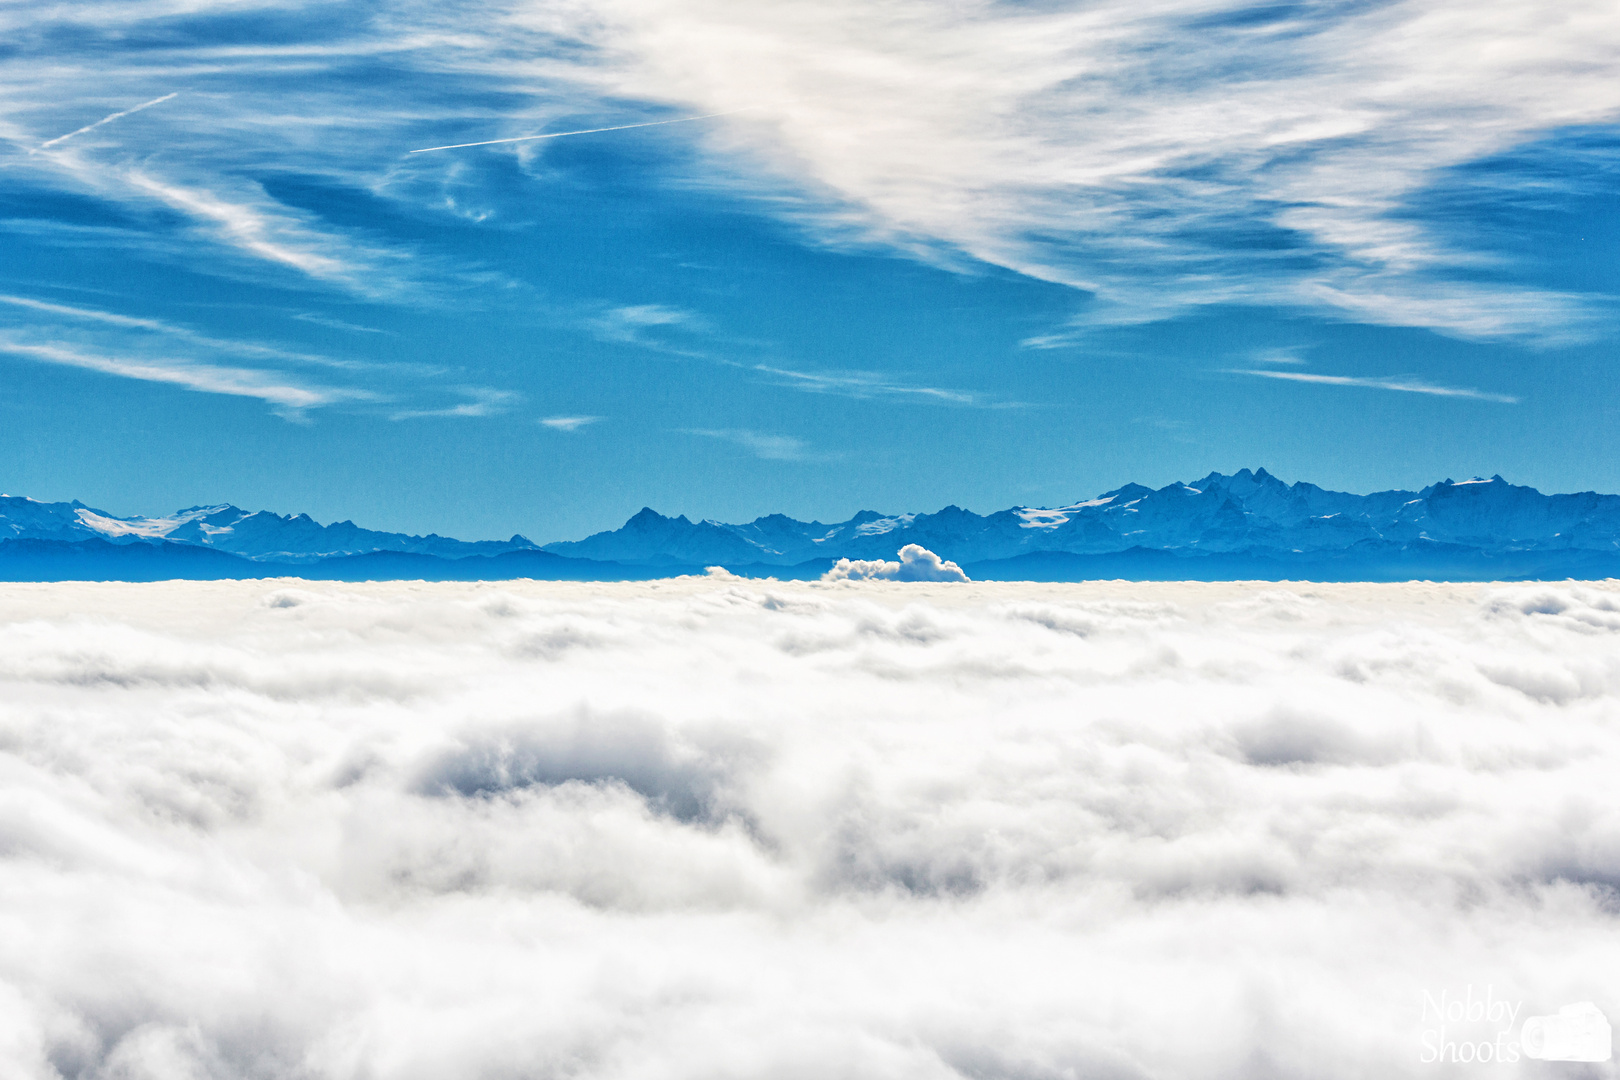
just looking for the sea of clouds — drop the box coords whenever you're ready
[0,577,1617,1078]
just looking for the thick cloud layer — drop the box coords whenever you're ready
[0,578,1617,1078]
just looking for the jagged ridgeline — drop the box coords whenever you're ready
[5,469,1620,581]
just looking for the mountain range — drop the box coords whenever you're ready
[0,496,535,563]
[5,469,1620,582]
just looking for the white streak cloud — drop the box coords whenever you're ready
[0,293,465,418]
[683,427,813,460]
[291,313,395,336]
[586,304,710,356]
[0,294,350,369]
[523,0,1620,340]
[0,337,343,411]
[389,386,520,420]
[754,363,981,405]
[410,107,757,153]
[122,171,356,281]
[8,0,1612,344]
[1228,367,1520,403]
[37,92,179,150]
[540,414,602,430]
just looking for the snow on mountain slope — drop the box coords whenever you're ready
[0,496,534,562]
[0,496,105,543]
[153,506,534,562]
[10,470,1620,570]
[542,470,1620,566]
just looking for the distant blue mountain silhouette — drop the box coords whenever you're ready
[541,470,1620,576]
[5,470,1620,581]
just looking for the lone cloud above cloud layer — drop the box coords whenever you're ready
[822,543,969,582]
[0,578,1617,1077]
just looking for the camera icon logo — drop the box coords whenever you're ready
[1521,1002,1612,1062]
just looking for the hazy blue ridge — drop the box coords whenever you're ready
[0,538,274,582]
[0,540,664,584]
[5,469,1620,581]
[0,496,536,563]
[541,470,1620,567]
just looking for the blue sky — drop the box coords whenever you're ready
[1,0,1618,542]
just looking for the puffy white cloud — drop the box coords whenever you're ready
[822,543,970,582]
[0,577,1617,1077]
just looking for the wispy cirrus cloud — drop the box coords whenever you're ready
[389,387,520,420]
[36,92,180,151]
[578,305,992,406]
[120,170,371,285]
[0,291,494,419]
[0,292,361,416]
[409,107,756,153]
[586,304,710,356]
[1227,368,1519,404]
[540,415,602,431]
[14,142,416,299]
[3,0,1616,357]
[0,337,351,413]
[521,0,1620,342]
[1248,349,1307,367]
[0,294,351,369]
[4,61,489,304]
[683,427,815,461]
[291,313,395,336]
[752,363,984,406]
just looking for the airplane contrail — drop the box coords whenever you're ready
[409,108,756,154]
[38,92,180,150]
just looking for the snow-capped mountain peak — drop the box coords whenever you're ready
[538,471,1620,567]
[9,470,1620,574]
[1,496,534,563]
